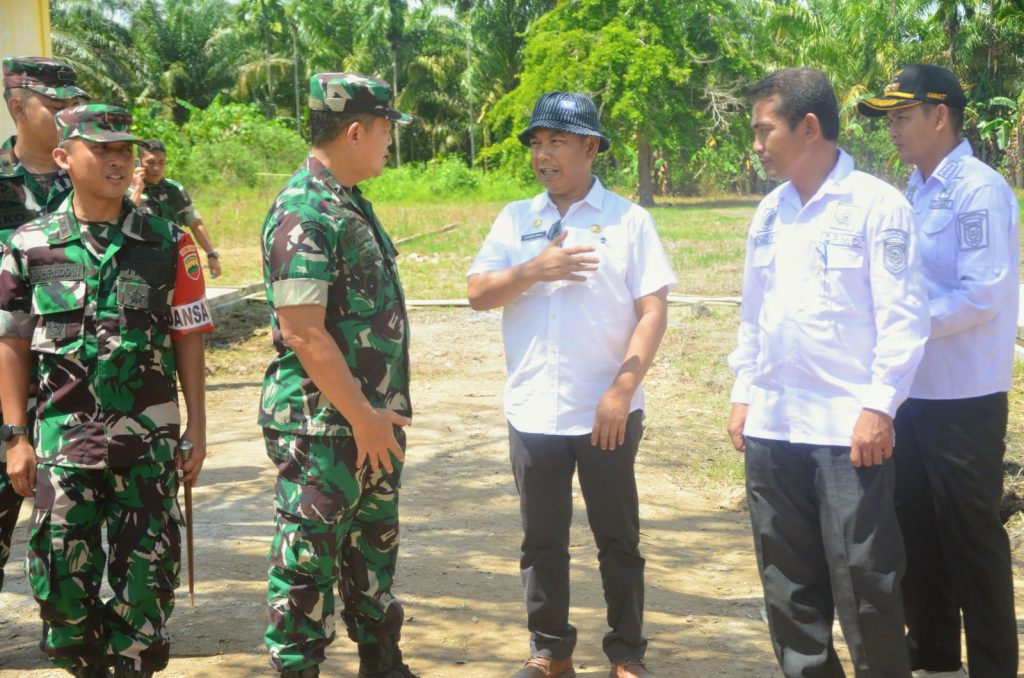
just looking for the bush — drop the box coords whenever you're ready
[362,156,534,203]
[132,98,307,189]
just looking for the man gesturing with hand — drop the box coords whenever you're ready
[468,91,676,678]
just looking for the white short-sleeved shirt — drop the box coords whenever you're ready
[728,150,931,447]
[904,140,1021,400]
[467,177,677,435]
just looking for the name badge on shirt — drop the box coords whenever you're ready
[931,191,953,210]
[521,231,546,242]
[29,263,85,284]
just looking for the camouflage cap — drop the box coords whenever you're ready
[2,56,89,100]
[56,104,141,144]
[309,73,412,125]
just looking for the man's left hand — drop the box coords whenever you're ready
[591,388,631,451]
[176,425,207,487]
[850,408,893,468]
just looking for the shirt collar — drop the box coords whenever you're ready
[532,175,606,216]
[909,139,973,189]
[778,149,855,211]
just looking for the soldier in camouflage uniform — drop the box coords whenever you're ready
[260,73,416,678]
[0,104,214,678]
[128,139,223,278]
[0,56,88,593]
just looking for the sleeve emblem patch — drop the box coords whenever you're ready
[882,229,908,274]
[957,210,988,250]
[181,242,202,280]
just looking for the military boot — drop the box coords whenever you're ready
[279,668,320,678]
[357,636,419,677]
[111,665,152,678]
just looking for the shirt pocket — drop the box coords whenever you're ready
[341,226,390,316]
[118,276,172,352]
[919,211,956,270]
[818,236,866,309]
[30,280,86,354]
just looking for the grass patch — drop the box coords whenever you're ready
[194,181,758,300]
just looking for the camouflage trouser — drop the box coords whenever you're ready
[263,429,405,672]
[0,461,25,591]
[27,462,181,672]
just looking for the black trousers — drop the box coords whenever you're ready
[893,394,1018,676]
[744,437,911,677]
[509,410,647,662]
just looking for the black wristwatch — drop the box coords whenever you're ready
[0,424,29,442]
[207,250,220,259]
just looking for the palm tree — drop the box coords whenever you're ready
[51,0,143,103]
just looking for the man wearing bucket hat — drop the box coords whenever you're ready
[0,56,88,595]
[0,103,213,677]
[259,73,415,678]
[860,65,1020,677]
[467,92,676,678]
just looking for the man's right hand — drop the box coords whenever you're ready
[350,408,412,473]
[727,403,748,452]
[6,437,37,497]
[525,230,599,282]
[129,168,146,205]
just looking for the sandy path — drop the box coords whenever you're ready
[2,306,1021,677]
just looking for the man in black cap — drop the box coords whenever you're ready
[467,92,676,678]
[0,55,87,595]
[860,65,1020,678]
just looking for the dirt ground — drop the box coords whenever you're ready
[2,305,1024,677]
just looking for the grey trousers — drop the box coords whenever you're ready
[509,410,647,662]
[744,437,911,678]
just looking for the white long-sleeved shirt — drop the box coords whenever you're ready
[904,140,1020,399]
[468,178,677,435]
[729,150,930,446]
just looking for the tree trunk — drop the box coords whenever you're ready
[392,55,401,168]
[636,130,654,207]
[291,19,301,136]
[265,29,275,106]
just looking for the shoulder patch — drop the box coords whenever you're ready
[957,210,988,250]
[882,229,908,274]
[180,241,201,280]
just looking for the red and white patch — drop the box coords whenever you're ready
[180,242,202,281]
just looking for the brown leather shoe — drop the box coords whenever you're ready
[512,655,575,678]
[610,658,653,678]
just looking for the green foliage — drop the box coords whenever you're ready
[130,98,306,189]
[361,156,535,204]
[50,0,1024,193]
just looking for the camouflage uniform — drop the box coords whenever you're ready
[0,56,87,592]
[134,177,202,229]
[260,73,412,675]
[0,104,213,674]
